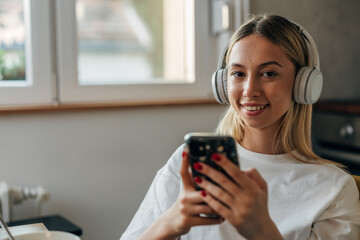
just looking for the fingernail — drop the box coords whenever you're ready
[211,153,221,162]
[182,151,187,158]
[200,190,207,197]
[193,163,203,170]
[194,176,202,183]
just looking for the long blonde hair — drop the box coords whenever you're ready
[215,14,341,166]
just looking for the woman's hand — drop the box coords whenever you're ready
[193,153,283,240]
[162,151,224,236]
[137,151,223,240]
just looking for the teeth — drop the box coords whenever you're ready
[243,105,267,111]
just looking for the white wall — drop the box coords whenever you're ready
[0,104,226,240]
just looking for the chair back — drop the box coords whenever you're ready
[352,175,360,200]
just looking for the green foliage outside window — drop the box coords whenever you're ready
[0,50,26,81]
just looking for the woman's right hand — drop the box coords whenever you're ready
[138,150,224,240]
[162,151,224,237]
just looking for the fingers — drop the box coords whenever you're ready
[194,164,239,198]
[199,190,233,220]
[185,202,220,216]
[173,188,224,231]
[173,149,227,233]
[244,168,267,192]
[206,153,258,190]
[195,176,236,207]
[211,153,239,170]
[192,159,251,195]
[180,189,207,205]
[180,150,195,190]
[193,155,267,201]
[190,215,224,226]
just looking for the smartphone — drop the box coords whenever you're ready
[184,133,240,191]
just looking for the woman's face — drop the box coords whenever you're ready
[227,34,295,134]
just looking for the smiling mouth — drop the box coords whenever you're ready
[242,104,269,111]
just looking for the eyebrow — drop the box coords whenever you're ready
[228,61,283,69]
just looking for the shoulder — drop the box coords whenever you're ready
[295,160,358,201]
[320,163,359,196]
[296,159,352,185]
[309,162,351,182]
[311,165,360,235]
[157,144,186,181]
[287,152,350,182]
[262,152,356,199]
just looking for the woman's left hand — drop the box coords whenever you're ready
[193,153,283,240]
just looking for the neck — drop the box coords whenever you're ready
[241,127,284,155]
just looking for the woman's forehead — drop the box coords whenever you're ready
[227,34,291,67]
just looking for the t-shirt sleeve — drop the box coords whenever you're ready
[120,145,184,240]
[309,175,360,239]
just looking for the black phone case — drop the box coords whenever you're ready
[184,133,239,191]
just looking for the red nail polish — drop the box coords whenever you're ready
[182,151,187,158]
[211,153,221,162]
[194,176,202,183]
[193,163,203,170]
[201,190,207,197]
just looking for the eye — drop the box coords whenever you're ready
[262,71,278,77]
[230,71,245,78]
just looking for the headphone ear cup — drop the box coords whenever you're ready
[294,67,323,104]
[212,68,229,104]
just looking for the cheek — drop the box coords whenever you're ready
[227,82,240,109]
[268,82,293,110]
[269,85,293,100]
[285,78,295,101]
[227,80,241,99]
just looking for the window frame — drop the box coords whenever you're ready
[0,0,247,109]
[55,0,218,104]
[0,0,55,108]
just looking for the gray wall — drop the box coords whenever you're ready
[0,105,226,240]
[251,0,360,101]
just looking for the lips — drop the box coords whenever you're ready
[242,103,269,110]
[241,103,269,116]
[242,105,267,111]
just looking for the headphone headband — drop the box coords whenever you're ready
[290,21,320,69]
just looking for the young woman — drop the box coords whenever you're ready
[120,14,360,240]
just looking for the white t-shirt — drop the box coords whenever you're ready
[120,144,360,240]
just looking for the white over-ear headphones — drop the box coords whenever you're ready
[211,21,323,105]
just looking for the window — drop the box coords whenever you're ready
[0,0,248,108]
[57,0,202,104]
[76,0,193,85]
[0,0,54,107]
[0,0,26,82]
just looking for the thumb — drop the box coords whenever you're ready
[244,168,267,192]
[180,151,195,190]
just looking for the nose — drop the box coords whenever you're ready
[243,75,261,98]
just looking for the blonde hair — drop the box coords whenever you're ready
[215,14,341,167]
